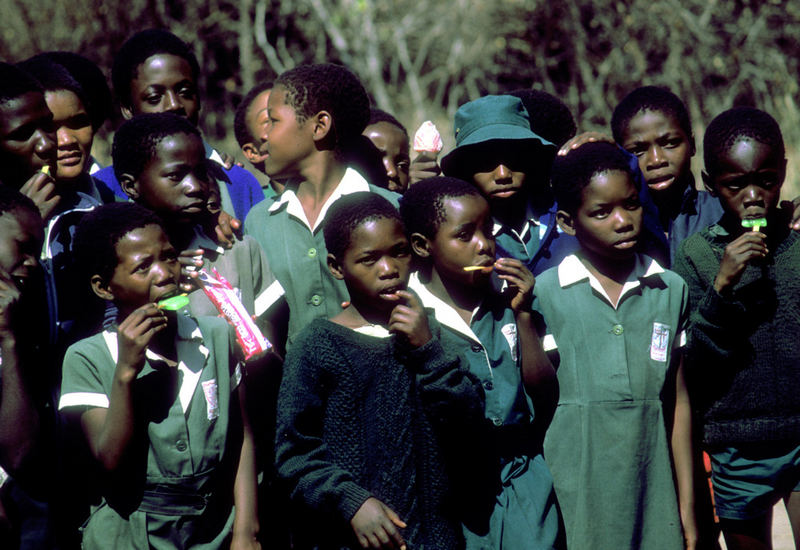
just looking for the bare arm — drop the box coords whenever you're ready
[231,381,261,549]
[670,355,697,550]
[80,304,167,472]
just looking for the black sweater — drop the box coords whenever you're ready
[673,217,800,446]
[274,318,485,550]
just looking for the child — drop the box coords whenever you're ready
[112,112,281,328]
[59,202,260,549]
[243,63,398,346]
[400,176,563,549]
[94,29,264,222]
[535,142,696,549]
[234,82,285,199]
[275,191,483,549]
[0,186,57,549]
[363,108,411,194]
[0,63,57,216]
[673,107,800,550]
[612,86,724,262]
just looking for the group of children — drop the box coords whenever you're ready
[0,26,797,550]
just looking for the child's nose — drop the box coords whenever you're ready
[183,174,205,196]
[743,185,764,206]
[383,158,397,179]
[493,164,512,181]
[35,128,56,156]
[57,127,76,147]
[164,91,183,112]
[645,145,666,168]
[377,257,398,277]
[612,208,633,228]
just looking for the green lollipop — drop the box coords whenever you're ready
[741,218,767,232]
[157,293,189,311]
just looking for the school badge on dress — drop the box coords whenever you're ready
[650,322,671,362]
[501,323,518,362]
[202,379,219,420]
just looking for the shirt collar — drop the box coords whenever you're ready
[557,253,664,308]
[187,225,225,254]
[267,167,370,231]
[491,204,539,237]
[408,272,482,344]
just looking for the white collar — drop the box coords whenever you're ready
[267,167,370,232]
[408,272,482,344]
[557,253,664,309]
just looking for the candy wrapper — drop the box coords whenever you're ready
[196,268,271,360]
[413,121,443,154]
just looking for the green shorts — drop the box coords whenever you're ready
[710,442,800,521]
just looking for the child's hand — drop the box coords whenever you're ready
[409,153,441,186]
[389,290,432,349]
[19,170,59,221]
[557,131,614,157]
[495,258,535,312]
[179,249,204,292]
[713,231,767,293]
[350,497,407,549]
[210,210,242,249]
[116,304,168,378]
[0,269,21,341]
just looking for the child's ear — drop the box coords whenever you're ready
[701,171,716,196]
[556,210,576,236]
[119,173,140,200]
[410,232,432,258]
[311,111,333,142]
[90,274,114,302]
[241,143,261,163]
[689,135,697,157]
[327,253,344,280]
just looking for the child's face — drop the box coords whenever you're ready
[133,133,209,222]
[45,89,94,182]
[426,194,495,286]
[241,89,271,172]
[334,217,411,312]
[564,170,642,261]
[0,207,44,291]
[0,92,56,188]
[263,85,314,178]
[705,137,784,224]
[105,224,180,311]
[620,109,694,199]
[363,122,410,193]
[471,159,528,204]
[125,54,200,126]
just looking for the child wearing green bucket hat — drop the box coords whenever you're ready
[442,94,668,275]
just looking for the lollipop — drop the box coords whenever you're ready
[741,218,767,232]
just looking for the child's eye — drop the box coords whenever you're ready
[166,172,183,182]
[144,94,162,105]
[590,209,609,219]
[665,138,683,149]
[178,86,196,99]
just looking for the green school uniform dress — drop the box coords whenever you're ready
[409,274,562,550]
[59,315,243,550]
[184,227,281,319]
[243,168,399,345]
[534,254,687,550]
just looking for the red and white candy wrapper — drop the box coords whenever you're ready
[196,268,271,360]
[413,120,443,154]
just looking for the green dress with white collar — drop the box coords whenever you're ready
[534,254,688,550]
[59,314,243,550]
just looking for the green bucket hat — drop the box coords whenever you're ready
[441,95,555,177]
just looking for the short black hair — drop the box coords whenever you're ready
[611,86,693,145]
[0,184,41,221]
[17,56,91,123]
[0,62,43,105]
[234,81,273,147]
[275,64,369,156]
[551,142,633,214]
[367,108,409,140]
[73,202,163,285]
[399,176,483,239]
[508,89,576,148]
[703,107,785,176]
[34,52,113,131]
[111,29,200,109]
[324,192,402,259]
[112,112,201,181]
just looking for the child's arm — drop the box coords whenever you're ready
[231,379,261,550]
[0,270,39,474]
[670,355,698,550]
[80,304,167,472]
[713,231,767,294]
[495,258,557,423]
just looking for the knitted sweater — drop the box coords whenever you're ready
[673,217,800,446]
[275,318,484,550]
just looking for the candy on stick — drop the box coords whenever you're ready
[413,121,443,156]
[463,265,494,273]
[157,293,190,311]
[41,165,50,176]
[741,218,767,232]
